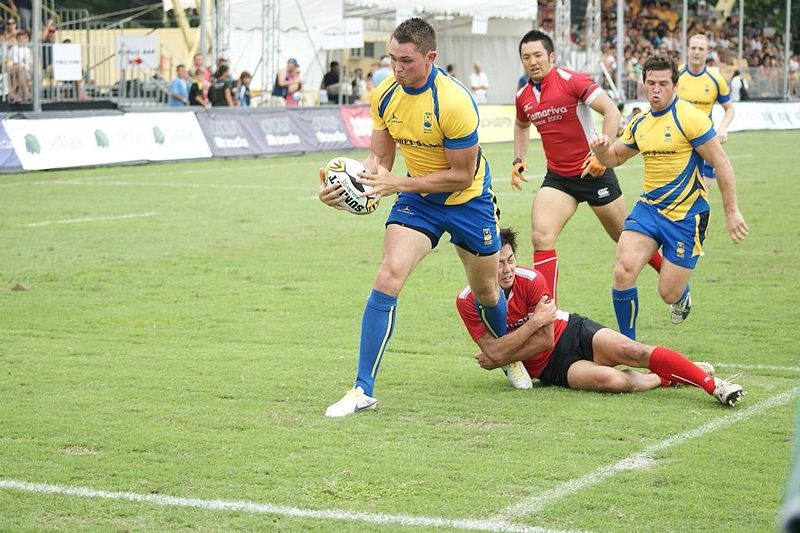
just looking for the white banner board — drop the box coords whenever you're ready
[3,113,212,171]
[321,18,364,50]
[116,36,158,69]
[52,44,82,81]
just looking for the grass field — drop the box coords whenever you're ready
[1,130,799,532]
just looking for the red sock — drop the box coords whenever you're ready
[648,251,663,273]
[648,346,715,394]
[533,249,558,303]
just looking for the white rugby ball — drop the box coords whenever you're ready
[324,157,379,215]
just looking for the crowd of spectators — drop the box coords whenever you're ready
[169,54,253,108]
[538,0,799,99]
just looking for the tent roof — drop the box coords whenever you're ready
[345,0,536,20]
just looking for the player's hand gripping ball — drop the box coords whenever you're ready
[324,157,379,215]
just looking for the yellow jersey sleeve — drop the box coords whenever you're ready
[437,79,479,150]
[674,100,715,148]
[621,112,647,150]
[370,76,398,131]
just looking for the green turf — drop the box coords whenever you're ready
[0,131,798,532]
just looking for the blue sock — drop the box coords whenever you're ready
[679,284,690,303]
[354,289,397,397]
[612,287,638,340]
[474,289,507,338]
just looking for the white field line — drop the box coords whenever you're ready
[0,159,332,186]
[25,212,158,227]
[493,386,799,522]
[11,180,307,192]
[0,479,587,533]
[715,363,800,373]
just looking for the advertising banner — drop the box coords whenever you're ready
[288,107,353,152]
[339,105,372,148]
[195,112,265,157]
[3,112,211,170]
[478,105,537,144]
[0,118,22,170]
[246,110,309,155]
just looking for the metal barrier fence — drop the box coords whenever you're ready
[614,67,797,102]
[0,41,173,107]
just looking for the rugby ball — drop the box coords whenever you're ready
[324,157,379,215]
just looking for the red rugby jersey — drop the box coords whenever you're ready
[456,267,569,379]
[515,66,603,176]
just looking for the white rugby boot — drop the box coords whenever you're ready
[502,361,533,389]
[712,377,744,407]
[325,386,378,418]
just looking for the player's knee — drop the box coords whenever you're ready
[658,284,684,304]
[596,370,633,393]
[374,264,404,295]
[619,341,650,367]
[472,283,499,307]
[531,226,556,249]
[613,260,637,286]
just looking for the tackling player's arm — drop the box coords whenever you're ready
[472,296,556,369]
[357,144,479,202]
[695,138,749,243]
[590,91,621,142]
[589,134,639,169]
[511,118,531,189]
[716,101,735,144]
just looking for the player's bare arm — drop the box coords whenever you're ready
[363,127,397,174]
[589,135,638,169]
[695,138,749,243]
[717,101,735,144]
[590,91,621,142]
[473,296,556,368]
[511,118,531,189]
[357,143,478,202]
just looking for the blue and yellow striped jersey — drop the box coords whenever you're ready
[621,97,715,221]
[371,66,489,205]
[677,65,731,117]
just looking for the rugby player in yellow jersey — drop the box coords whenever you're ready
[318,18,509,416]
[677,34,736,190]
[589,55,748,340]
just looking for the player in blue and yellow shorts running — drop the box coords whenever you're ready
[677,34,736,190]
[589,55,748,341]
[318,17,506,417]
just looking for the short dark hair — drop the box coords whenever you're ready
[519,29,555,57]
[642,55,678,84]
[500,228,518,253]
[176,64,186,72]
[330,61,339,68]
[392,17,437,54]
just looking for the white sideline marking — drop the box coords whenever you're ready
[494,387,799,521]
[26,212,158,227]
[716,363,800,374]
[0,480,585,533]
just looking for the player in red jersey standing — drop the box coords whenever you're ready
[456,228,744,405]
[511,30,662,304]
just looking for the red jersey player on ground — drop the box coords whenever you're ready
[511,30,662,303]
[455,227,744,406]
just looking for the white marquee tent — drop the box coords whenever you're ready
[223,0,537,103]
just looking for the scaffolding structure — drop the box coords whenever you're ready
[554,0,572,68]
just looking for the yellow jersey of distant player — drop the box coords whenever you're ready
[621,97,715,221]
[371,66,490,205]
[677,64,731,117]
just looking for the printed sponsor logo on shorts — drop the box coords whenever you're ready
[597,187,610,198]
[676,241,686,258]
[483,227,492,245]
[398,206,414,215]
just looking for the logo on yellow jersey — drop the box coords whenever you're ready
[388,113,403,124]
[423,111,433,133]
[664,126,672,143]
